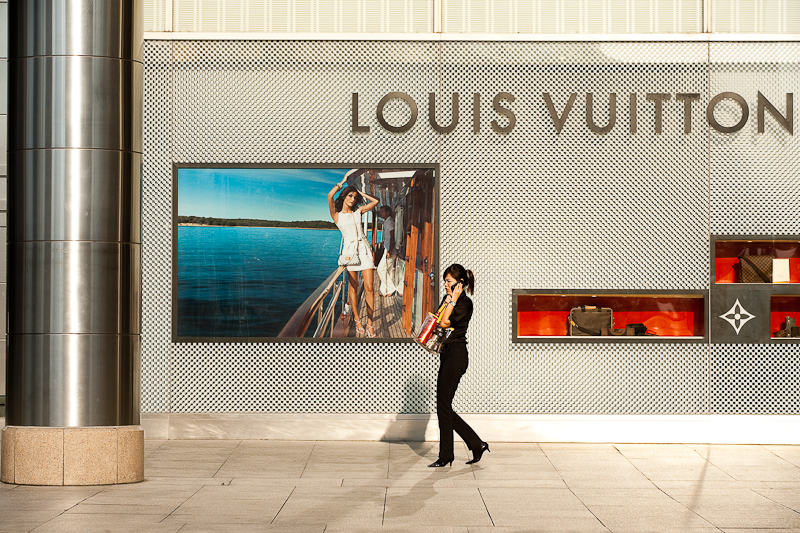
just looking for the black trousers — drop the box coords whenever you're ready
[436,342,482,460]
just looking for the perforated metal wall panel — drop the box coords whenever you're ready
[142,39,799,415]
[709,43,800,235]
[708,42,800,414]
[142,41,174,412]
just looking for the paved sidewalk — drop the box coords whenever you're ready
[1,440,800,532]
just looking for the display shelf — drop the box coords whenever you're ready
[512,290,706,343]
[770,295,800,340]
[713,237,800,284]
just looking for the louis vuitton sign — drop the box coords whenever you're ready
[351,92,794,135]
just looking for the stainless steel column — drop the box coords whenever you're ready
[6,0,142,427]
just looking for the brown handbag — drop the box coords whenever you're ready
[739,253,774,283]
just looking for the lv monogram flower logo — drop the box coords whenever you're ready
[719,299,756,335]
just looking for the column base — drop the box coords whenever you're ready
[1,426,144,485]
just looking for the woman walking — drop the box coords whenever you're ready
[429,264,490,467]
[328,178,379,337]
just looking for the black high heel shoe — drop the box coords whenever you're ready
[428,458,454,467]
[466,442,490,464]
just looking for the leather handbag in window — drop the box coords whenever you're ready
[738,252,774,283]
[567,306,613,336]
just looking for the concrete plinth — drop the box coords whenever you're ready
[1,426,144,485]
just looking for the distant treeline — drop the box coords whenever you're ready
[178,215,337,230]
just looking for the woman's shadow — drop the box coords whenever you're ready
[381,374,434,452]
[378,375,475,521]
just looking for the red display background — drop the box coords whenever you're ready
[715,241,800,283]
[517,295,704,337]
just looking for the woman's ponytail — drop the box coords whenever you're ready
[465,269,475,295]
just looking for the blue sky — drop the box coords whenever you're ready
[178,167,349,222]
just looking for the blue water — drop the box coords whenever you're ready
[177,226,373,338]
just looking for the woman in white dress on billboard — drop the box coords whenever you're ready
[328,179,379,337]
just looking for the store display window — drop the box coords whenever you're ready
[713,238,800,284]
[770,295,800,340]
[512,290,706,342]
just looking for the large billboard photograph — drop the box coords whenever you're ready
[173,165,438,341]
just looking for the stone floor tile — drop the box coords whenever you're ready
[6,439,800,531]
[563,480,660,490]
[2,486,103,498]
[83,482,203,504]
[594,513,715,530]
[628,465,736,482]
[470,464,562,481]
[719,530,800,533]
[0,510,68,532]
[190,484,295,500]
[491,515,610,531]
[343,477,480,489]
[272,486,386,526]
[299,467,390,479]
[752,488,800,511]
[229,477,343,488]
[468,521,608,533]
[465,443,547,464]
[384,487,493,527]
[31,515,184,533]
[664,488,784,509]
[177,524,323,533]
[607,528,721,533]
[64,502,180,516]
[144,440,167,456]
[160,514,273,526]
[654,479,769,491]
[571,487,668,499]
[694,512,800,529]
[479,487,587,510]
[214,467,306,479]
[171,498,287,521]
[715,466,800,482]
[0,498,90,512]
[469,479,567,489]
[327,527,469,533]
[143,477,234,486]
[539,443,619,452]
[144,467,223,478]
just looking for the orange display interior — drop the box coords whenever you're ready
[517,294,704,337]
[715,240,800,283]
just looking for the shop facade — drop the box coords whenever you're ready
[139,35,800,443]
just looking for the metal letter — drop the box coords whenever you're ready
[491,92,516,134]
[757,91,793,135]
[428,93,459,134]
[676,94,700,134]
[629,93,637,134]
[473,93,481,133]
[585,93,617,134]
[646,93,671,134]
[707,92,749,134]
[543,93,576,134]
[376,92,418,133]
[351,93,369,133]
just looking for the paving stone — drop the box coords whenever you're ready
[2,440,800,531]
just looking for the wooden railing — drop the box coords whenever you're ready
[278,266,346,338]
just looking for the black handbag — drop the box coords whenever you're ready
[567,306,613,336]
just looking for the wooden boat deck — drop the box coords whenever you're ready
[348,273,407,339]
